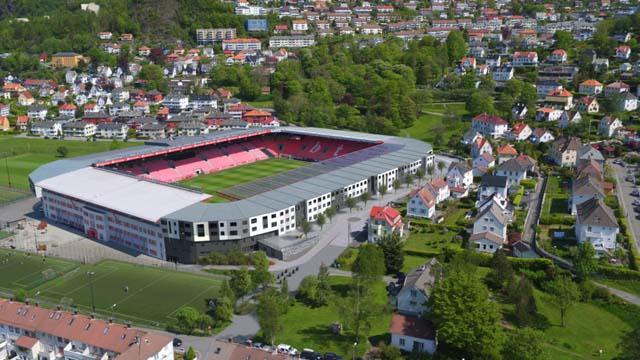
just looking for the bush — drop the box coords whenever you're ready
[508,258,554,272]
[596,265,640,280]
[521,179,537,189]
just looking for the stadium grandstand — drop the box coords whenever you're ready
[29,127,433,263]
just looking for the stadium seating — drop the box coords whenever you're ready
[107,134,377,183]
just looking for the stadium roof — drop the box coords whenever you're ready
[31,127,432,222]
[36,167,210,222]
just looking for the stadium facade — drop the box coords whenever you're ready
[30,127,433,263]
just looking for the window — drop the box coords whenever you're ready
[196,224,205,237]
[399,338,405,346]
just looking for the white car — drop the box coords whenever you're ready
[277,344,298,355]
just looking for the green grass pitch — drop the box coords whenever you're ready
[0,249,223,328]
[179,158,307,202]
[0,138,139,190]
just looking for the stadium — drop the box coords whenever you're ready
[29,127,434,263]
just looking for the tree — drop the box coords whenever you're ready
[503,328,548,360]
[376,342,403,360]
[212,295,233,323]
[512,276,537,327]
[485,251,514,290]
[325,207,336,223]
[379,185,388,199]
[446,30,468,63]
[360,191,372,207]
[416,168,426,184]
[618,327,640,360]
[230,267,252,298]
[404,174,414,187]
[256,288,286,345]
[301,219,312,238]
[430,269,504,358]
[316,263,332,306]
[56,146,68,158]
[546,276,579,327]
[378,233,404,274]
[316,213,326,229]
[466,91,495,115]
[251,251,273,288]
[352,244,386,286]
[345,196,357,212]
[427,164,435,179]
[297,275,321,306]
[573,242,596,281]
[392,179,401,193]
[185,347,197,360]
[173,307,212,335]
[219,280,235,301]
[437,161,445,174]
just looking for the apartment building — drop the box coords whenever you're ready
[196,29,237,44]
[268,35,316,48]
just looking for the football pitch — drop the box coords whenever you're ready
[0,249,223,328]
[179,158,307,202]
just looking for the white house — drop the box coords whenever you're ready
[579,79,603,95]
[569,175,604,215]
[618,92,638,112]
[396,258,440,315]
[470,136,493,158]
[598,116,623,138]
[472,203,508,251]
[390,314,437,354]
[471,114,509,138]
[550,137,582,167]
[27,105,48,120]
[447,162,473,189]
[96,123,129,139]
[575,96,599,114]
[62,121,96,138]
[495,158,528,187]
[478,175,508,202]
[470,231,505,253]
[492,65,514,82]
[530,128,555,144]
[575,198,619,255]
[407,187,436,219]
[30,121,62,137]
[162,94,190,111]
[615,45,631,60]
[426,178,450,204]
[535,107,563,122]
[512,51,538,67]
[473,152,495,175]
[368,206,403,242]
[558,111,582,129]
[508,122,532,141]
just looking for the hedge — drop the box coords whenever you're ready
[508,257,554,272]
[539,214,575,226]
[596,265,640,281]
[520,179,537,190]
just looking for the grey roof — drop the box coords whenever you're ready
[481,175,508,188]
[31,127,432,222]
[577,145,604,161]
[400,258,440,296]
[474,203,508,225]
[469,231,504,245]
[576,198,618,228]
[572,175,604,197]
[497,158,527,173]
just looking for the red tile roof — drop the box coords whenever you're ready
[389,314,436,340]
[370,205,402,227]
[472,113,507,126]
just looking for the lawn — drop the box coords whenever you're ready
[0,138,138,190]
[542,176,570,217]
[179,158,307,202]
[402,103,469,150]
[533,290,633,359]
[35,260,223,328]
[275,276,391,357]
[0,249,79,291]
[403,230,463,256]
[598,279,640,297]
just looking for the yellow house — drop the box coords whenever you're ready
[51,52,84,68]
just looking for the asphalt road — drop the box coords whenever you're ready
[610,160,640,252]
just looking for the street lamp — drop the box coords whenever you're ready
[352,342,357,360]
[110,303,117,321]
[86,271,96,313]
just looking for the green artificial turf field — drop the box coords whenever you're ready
[179,158,307,202]
[36,260,223,327]
[0,249,79,291]
[0,138,139,190]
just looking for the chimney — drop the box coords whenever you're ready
[90,314,95,319]
[109,318,113,323]
[74,310,78,315]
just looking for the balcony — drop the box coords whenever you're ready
[64,343,90,357]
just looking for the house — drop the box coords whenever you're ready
[529,127,554,144]
[15,115,28,130]
[470,136,493,158]
[577,145,605,167]
[389,314,437,354]
[58,103,77,117]
[618,92,638,112]
[242,109,279,127]
[569,175,604,215]
[447,162,473,189]
[615,45,631,60]
[137,123,166,139]
[191,95,218,109]
[579,79,603,95]
[96,123,128,139]
[470,231,505,253]
[545,88,573,110]
[0,104,8,117]
[512,51,538,67]
[460,56,476,69]
[550,137,582,167]
[575,96,599,114]
[478,175,508,202]
[511,103,528,120]
[559,111,582,129]
[368,206,403,242]
[496,144,518,164]
[512,241,537,258]
[492,65,514,82]
[18,92,35,106]
[604,81,630,97]
[471,114,509,138]
[396,258,440,315]
[575,198,619,255]
[549,49,567,63]
[473,152,495,176]
[0,116,9,131]
[30,121,62,137]
[508,122,532,141]
[477,193,514,221]
[428,178,450,204]
[62,121,96,138]
[138,46,151,56]
[495,158,528,187]
[407,187,436,219]
[51,52,84,68]
[162,94,190,112]
[535,107,563,122]
[461,130,482,145]
[535,80,563,99]
[27,105,48,120]
[473,203,509,245]
[599,116,623,138]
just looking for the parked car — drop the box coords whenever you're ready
[626,176,635,182]
[632,189,639,197]
[173,338,183,347]
[636,214,640,221]
[301,349,323,359]
[324,353,343,360]
[277,344,298,355]
[633,200,640,206]
[634,206,640,213]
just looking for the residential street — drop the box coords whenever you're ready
[610,160,640,252]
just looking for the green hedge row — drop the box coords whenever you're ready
[596,265,640,280]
